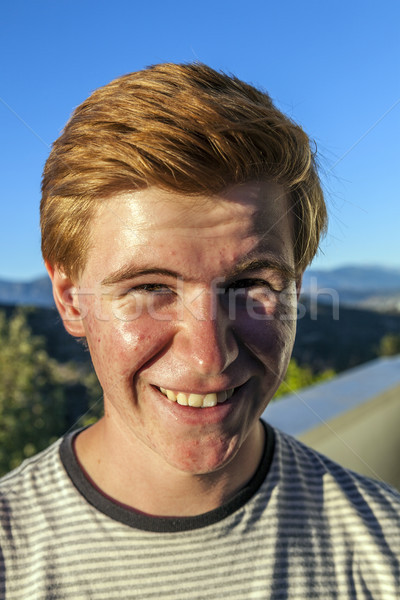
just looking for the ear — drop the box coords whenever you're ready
[46,261,86,338]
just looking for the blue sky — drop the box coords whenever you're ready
[1,0,399,281]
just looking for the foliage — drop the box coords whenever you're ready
[0,309,102,477]
[378,333,400,357]
[274,359,335,400]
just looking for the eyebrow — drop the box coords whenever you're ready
[227,258,296,281]
[101,267,182,286]
[101,257,296,287]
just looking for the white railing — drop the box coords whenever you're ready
[262,356,400,489]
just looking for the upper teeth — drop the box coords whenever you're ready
[159,387,235,407]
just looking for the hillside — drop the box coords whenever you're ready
[0,304,90,365]
[293,299,400,372]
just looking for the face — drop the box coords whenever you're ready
[70,183,300,475]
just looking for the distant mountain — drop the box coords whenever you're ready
[301,265,400,312]
[302,265,400,292]
[0,276,54,307]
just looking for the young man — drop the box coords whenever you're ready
[0,63,399,599]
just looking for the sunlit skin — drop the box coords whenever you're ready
[48,182,302,516]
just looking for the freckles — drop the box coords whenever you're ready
[116,321,155,346]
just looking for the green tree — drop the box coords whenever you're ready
[0,309,102,476]
[378,333,400,357]
[274,359,335,400]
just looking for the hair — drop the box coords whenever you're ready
[41,62,327,280]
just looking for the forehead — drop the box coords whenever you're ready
[83,183,295,282]
[94,182,291,234]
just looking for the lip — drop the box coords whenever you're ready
[151,382,246,397]
[150,381,248,426]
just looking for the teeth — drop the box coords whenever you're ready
[166,389,176,401]
[176,392,188,406]
[202,393,218,407]
[188,393,204,407]
[226,388,234,400]
[158,387,235,408]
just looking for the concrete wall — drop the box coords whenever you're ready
[263,356,400,489]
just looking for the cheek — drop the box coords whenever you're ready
[236,310,297,368]
[83,308,175,384]
[232,284,298,352]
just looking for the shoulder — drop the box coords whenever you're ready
[269,426,400,525]
[0,436,72,535]
[272,426,400,502]
[0,437,64,495]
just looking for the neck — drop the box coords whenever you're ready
[74,417,265,517]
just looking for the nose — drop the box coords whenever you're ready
[173,287,239,376]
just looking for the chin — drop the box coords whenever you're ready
[155,431,242,476]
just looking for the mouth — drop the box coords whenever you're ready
[158,386,236,408]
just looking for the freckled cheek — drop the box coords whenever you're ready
[84,310,176,383]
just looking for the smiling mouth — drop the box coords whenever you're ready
[158,387,236,408]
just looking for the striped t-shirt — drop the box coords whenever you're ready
[0,422,399,599]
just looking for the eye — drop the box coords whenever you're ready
[220,278,280,318]
[226,278,278,294]
[127,283,173,294]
